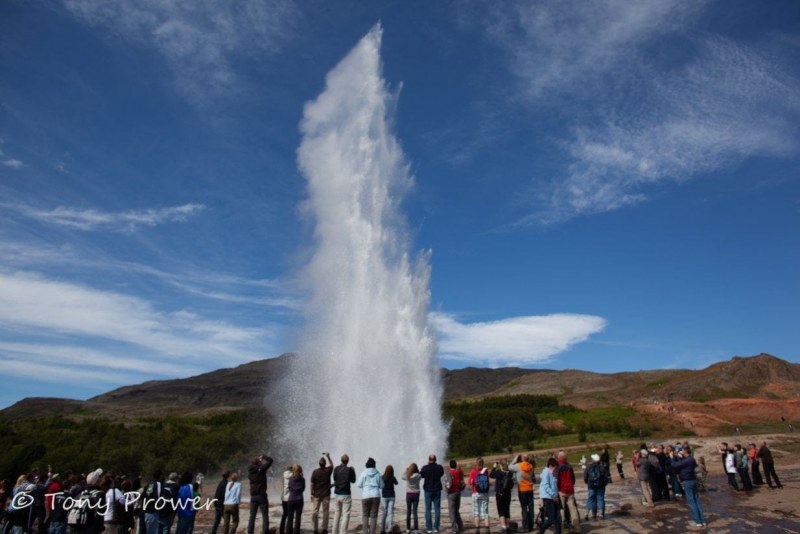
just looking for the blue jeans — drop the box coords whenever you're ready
[49,522,67,534]
[144,513,160,534]
[586,487,605,517]
[159,513,175,534]
[683,480,705,525]
[381,497,395,532]
[424,490,441,531]
[175,515,195,534]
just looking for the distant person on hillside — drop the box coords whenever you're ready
[467,458,490,534]
[445,460,465,534]
[380,465,398,534]
[636,450,654,507]
[247,454,273,534]
[615,450,625,480]
[211,470,230,534]
[583,454,608,521]
[509,454,534,532]
[332,455,357,534]
[357,458,383,534]
[747,443,764,485]
[734,444,753,491]
[419,454,445,534]
[538,458,561,534]
[669,448,706,528]
[757,441,783,489]
[556,451,580,534]
[402,463,421,533]
[310,453,334,534]
[489,460,513,534]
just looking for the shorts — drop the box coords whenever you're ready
[471,493,489,519]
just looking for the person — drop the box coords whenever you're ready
[757,441,783,489]
[694,457,708,491]
[734,445,753,491]
[509,454,534,532]
[637,450,654,507]
[402,463,421,534]
[467,458,490,534]
[538,458,561,534]
[103,474,127,534]
[555,452,579,534]
[380,465,398,534]
[489,460,513,533]
[332,455,357,534]
[175,471,197,534]
[77,468,107,534]
[583,454,607,521]
[222,471,241,534]
[311,453,334,534]
[247,454,273,534]
[357,458,384,534]
[195,474,204,495]
[142,470,164,534]
[670,449,706,528]
[615,450,625,480]
[280,466,293,534]
[419,454,445,534]
[724,447,740,491]
[211,471,231,534]
[286,466,305,534]
[445,460,464,534]
[747,443,764,485]
[50,478,72,534]
[600,446,612,484]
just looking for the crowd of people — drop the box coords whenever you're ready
[0,440,786,534]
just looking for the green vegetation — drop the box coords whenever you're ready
[0,409,269,480]
[646,378,669,388]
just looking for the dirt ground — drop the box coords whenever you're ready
[192,433,799,533]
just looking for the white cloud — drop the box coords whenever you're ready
[6,202,205,231]
[430,312,607,366]
[63,0,297,103]
[0,271,272,367]
[484,1,800,225]
[3,158,25,170]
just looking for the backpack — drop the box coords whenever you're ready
[501,471,515,494]
[142,481,162,513]
[476,469,490,493]
[587,464,604,489]
[67,488,101,527]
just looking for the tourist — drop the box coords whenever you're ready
[670,449,706,528]
[419,454,445,534]
[695,457,708,490]
[734,444,753,491]
[142,470,164,534]
[175,471,197,534]
[538,458,561,534]
[489,460,513,533]
[247,454,273,534]
[311,453,334,534]
[583,454,607,521]
[280,465,293,534]
[211,471,230,534]
[724,447,740,491]
[637,450,654,507]
[467,458,490,534]
[49,478,72,534]
[747,443,764,485]
[615,450,625,480]
[509,454,534,532]
[758,441,783,489]
[286,466,305,534]
[222,471,241,534]
[332,455,356,534]
[103,474,127,534]
[380,465,398,534]
[556,451,580,534]
[445,460,464,534]
[402,463,421,533]
[357,458,383,534]
[600,446,612,483]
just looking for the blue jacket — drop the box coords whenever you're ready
[539,468,558,500]
[670,456,698,481]
[357,468,384,498]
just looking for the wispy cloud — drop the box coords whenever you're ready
[430,312,607,366]
[6,202,205,231]
[483,1,800,225]
[63,0,298,104]
[0,271,273,370]
[2,158,25,170]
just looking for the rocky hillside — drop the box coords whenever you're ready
[2,353,797,421]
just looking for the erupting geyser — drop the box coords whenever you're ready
[277,24,446,475]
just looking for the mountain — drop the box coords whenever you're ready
[2,353,799,428]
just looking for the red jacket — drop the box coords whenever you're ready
[556,460,576,495]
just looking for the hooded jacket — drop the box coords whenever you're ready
[357,468,384,499]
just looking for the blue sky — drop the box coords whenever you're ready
[1,0,798,408]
